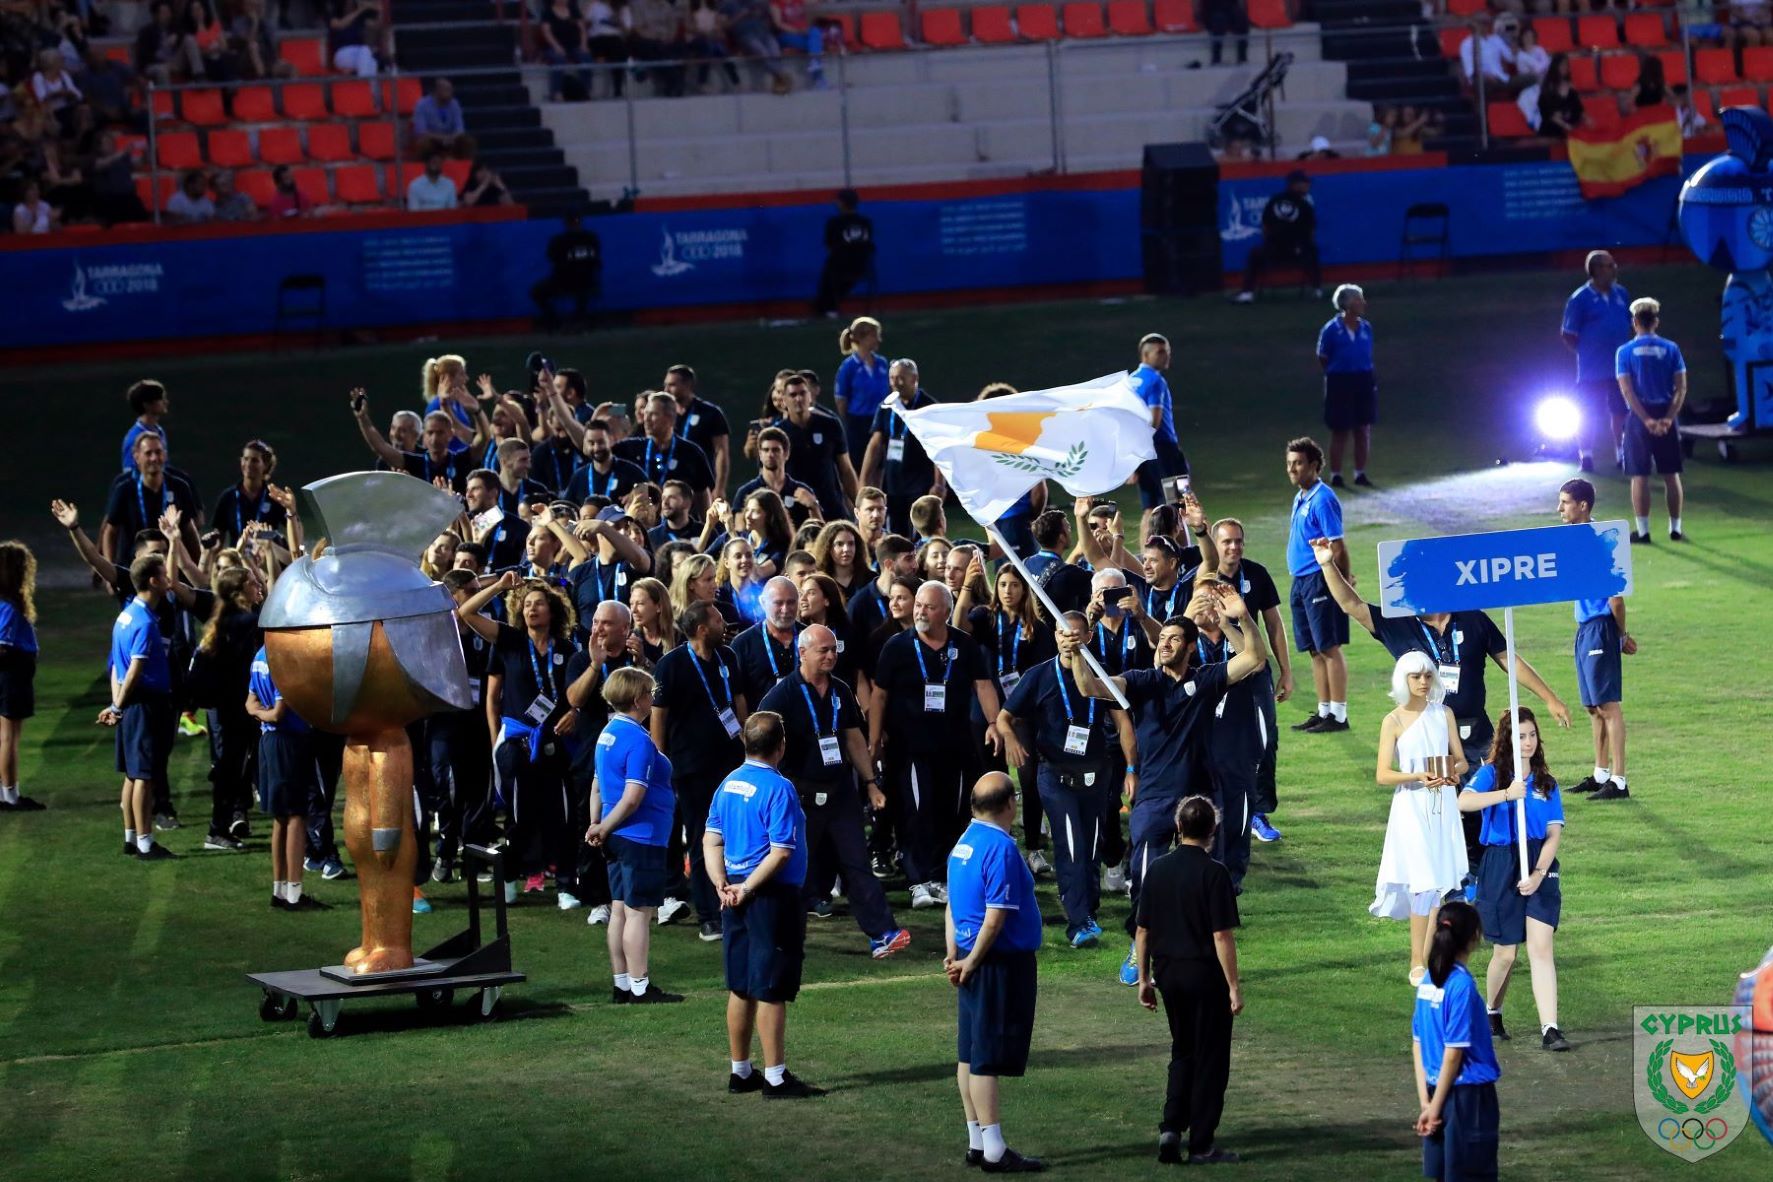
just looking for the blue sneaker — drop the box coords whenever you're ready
[412,893,432,914]
[321,858,347,881]
[1118,940,1140,986]
[1070,921,1101,949]
[303,856,325,873]
[869,928,911,959]
[1250,813,1281,842]
[1463,875,1478,904]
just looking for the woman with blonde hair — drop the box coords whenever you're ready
[627,576,677,665]
[0,541,41,810]
[194,566,265,847]
[423,353,478,444]
[715,536,766,627]
[668,551,719,621]
[1373,650,1469,986]
[809,519,868,597]
[835,316,889,465]
[421,531,461,581]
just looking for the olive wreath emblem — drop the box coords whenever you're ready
[1645,1038,1737,1115]
[991,442,1087,480]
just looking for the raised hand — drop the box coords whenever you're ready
[51,499,79,528]
[349,388,369,416]
[1308,536,1336,566]
[477,373,497,400]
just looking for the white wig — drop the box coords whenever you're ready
[1332,283,1364,311]
[1389,650,1445,706]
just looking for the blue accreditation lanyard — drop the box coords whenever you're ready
[548,445,571,491]
[422,452,454,484]
[589,462,613,498]
[691,648,733,711]
[528,639,556,697]
[1147,582,1181,622]
[1197,636,1229,666]
[914,637,953,687]
[1054,659,1096,726]
[136,478,164,527]
[234,485,268,536]
[1095,622,1135,669]
[763,626,799,679]
[996,612,1019,676]
[1419,619,1459,663]
[799,682,839,737]
[645,435,674,479]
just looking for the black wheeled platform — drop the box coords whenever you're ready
[247,844,526,1038]
[1681,420,1757,462]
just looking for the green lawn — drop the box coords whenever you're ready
[3,265,1771,1180]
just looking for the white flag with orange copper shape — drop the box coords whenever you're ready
[891,371,1158,524]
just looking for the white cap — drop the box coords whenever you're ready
[1309,135,1331,152]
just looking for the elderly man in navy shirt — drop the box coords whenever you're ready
[1560,250,1634,472]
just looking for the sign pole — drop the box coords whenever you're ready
[1503,606,1529,880]
[985,523,1130,710]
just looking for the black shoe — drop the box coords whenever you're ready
[762,1070,822,1099]
[728,1070,765,1094]
[1315,717,1350,733]
[229,813,250,840]
[1329,473,1346,488]
[1630,532,1650,545]
[1542,1025,1571,1052]
[629,984,684,1004]
[1669,530,1686,542]
[271,895,291,910]
[698,920,722,942]
[136,843,177,861]
[204,834,245,852]
[1188,1147,1242,1165]
[1568,776,1603,794]
[1353,473,1375,488]
[1489,1012,1511,1041]
[1157,1131,1184,1164]
[871,854,894,879]
[1589,781,1630,801]
[286,895,329,910]
[124,840,137,856]
[808,899,834,919]
[10,795,44,811]
[966,1148,985,1167]
[1578,454,1595,473]
[610,986,631,1005]
[1291,714,1327,732]
[980,1149,1046,1173]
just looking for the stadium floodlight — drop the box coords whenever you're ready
[1534,395,1583,443]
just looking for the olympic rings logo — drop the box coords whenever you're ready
[1656,1116,1729,1150]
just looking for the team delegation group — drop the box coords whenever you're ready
[0,294,1662,1173]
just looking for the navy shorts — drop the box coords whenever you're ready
[257,729,317,817]
[1135,436,1192,510]
[1289,569,1349,654]
[722,880,808,1003]
[957,948,1038,1077]
[1576,376,1626,422]
[115,694,173,781]
[606,835,668,909]
[1324,370,1378,431]
[1621,414,1683,476]
[1476,842,1561,945]
[1574,614,1622,707]
[1422,1081,1499,1182]
[0,650,35,719]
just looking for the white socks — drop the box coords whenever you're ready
[136,834,153,853]
[629,976,649,997]
[1316,702,1330,718]
[0,786,18,805]
[1635,515,1650,534]
[275,879,286,899]
[732,1059,753,1079]
[1670,516,1682,534]
[763,1063,787,1086]
[125,827,136,844]
[967,1121,983,1151]
[614,972,632,992]
[1612,774,1628,790]
[1329,701,1348,722]
[982,1124,1006,1163]
[285,881,303,904]
[1594,765,1610,783]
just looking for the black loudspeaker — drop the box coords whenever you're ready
[1141,142,1222,296]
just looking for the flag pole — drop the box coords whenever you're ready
[984,523,1130,710]
[1504,606,1529,881]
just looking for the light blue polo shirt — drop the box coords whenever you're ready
[1131,362,1176,444]
[1562,281,1633,384]
[948,818,1043,954]
[593,714,675,846]
[1286,478,1343,577]
[1614,333,1685,412]
[705,758,807,887]
[1412,963,1501,1087]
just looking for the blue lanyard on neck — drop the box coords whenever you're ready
[763,625,799,679]
[1095,621,1135,665]
[1419,619,1459,663]
[136,477,163,528]
[1197,635,1229,666]
[996,612,1019,675]
[676,402,694,439]
[1147,582,1180,621]
[590,462,612,497]
[645,435,674,478]
[1054,659,1096,726]
[690,647,733,711]
[235,485,267,536]
[799,679,840,737]
[914,636,953,686]
[528,638,555,696]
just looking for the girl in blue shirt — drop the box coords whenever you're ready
[1458,706,1569,1052]
[835,316,890,465]
[1412,899,1501,1182]
[0,542,41,811]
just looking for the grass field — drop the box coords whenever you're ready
[3,265,1771,1181]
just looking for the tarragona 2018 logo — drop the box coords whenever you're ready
[1633,1007,1751,1160]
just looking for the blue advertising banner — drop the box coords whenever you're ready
[1376,520,1634,617]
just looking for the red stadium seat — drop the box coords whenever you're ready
[1583,96,1622,130]
[1247,0,1290,30]
[1446,0,1484,15]
[283,83,330,120]
[205,129,254,168]
[1532,18,1573,55]
[1599,53,1640,91]
[1690,87,1716,122]
[1623,12,1667,48]
[237,168,277,207]
[258,126,306,164]
[973,4,1015,41]
[135,174,177,211]
[1696,47,1737,85]
[443,158,472,190]
[279,37,327,76]
[292,166,331,206]
[920,8,968,44]
[817,12,854,48]
[150,90,174,119]
[382,77,423,115]
[1569,55,1600,92]
[358,121,397,160]
[1063,3,1107,37]
[860,11,907,49]
[1657,49,1688,87]
[102,43,132,65]
[1487,102,1532,138]
[233,85,278,122]
[1439,27,1464,59]
[116,133,148,165]
[1576,15,1620,52]
[180,89,226,126]
[331,79,380,117]
[1153,0,1197,33]
[334,164,384,204]
[1016,3,1060,39]
[307,123,354,162]
[1716,84,1759,111]
[156,131,201,170]
[1107,0,1152,35]
[1744,46,1773,83]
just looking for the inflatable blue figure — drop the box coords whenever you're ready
[1678,106,1773,431]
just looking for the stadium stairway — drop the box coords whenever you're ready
[1313,0,1477,149]
[538,29,1374,201]
[393,0,589,212]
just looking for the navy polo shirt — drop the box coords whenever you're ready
[1088,616,1151,677]
[676,395,731,465]
[1367,609,1505,734]
[873,629,987,756]
[397,449,470,493]
[730,621,802,707]
[759,669,864,787]
[1121,661,1230,799]
[948,818,1043,954]
[651,643,745,778]
[110,597,172,695]
[614,434,714,495]
[570,555,633,622]
[1178,558,1281,619]
[212,483,288,546]
[1562,281,1633,384]
[1316,316,1374,374]
[1286,479,1342,577]
[1131,363,1177,445]
[484,515,530,572]
[1192,632,1270,771]
[530,438,584,497]
[101,472,200,561]
[965,606,1054,693]
[706,758,807,887]
[1615,333,1686,411]
[871,389,938,497]
[774,409,850,519]
[490,623,579,720]
[735,473,818,525]
[495,479,554,516]
[1003,657,1116,767]
[565,457,647,504]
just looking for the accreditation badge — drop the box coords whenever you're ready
[818,735,842,766]
[717,706,740,738]
[886,438,906,464]
[1437,663,1461,695]
[524,694,556,725]
[1000,670,1021,695]
[1063,725,1090,755]
[923,685,947,712]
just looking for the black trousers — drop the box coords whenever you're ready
[531,274,599,328]
[1100,746,1128,868]
[1240,238,1321,294]
[493,734,569,880]
[306,731,346,862]
[802,780,898,938]
[206,708,256,837]
[667,770,722,923]
[1253,703,1278,816]
[426,712,493,863]
[889,744,979,886]
[815,256,869,316]
[1159,967,1235,1154]
[1208,761,1254,888]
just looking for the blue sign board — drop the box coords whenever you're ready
[1377,521,1634,618]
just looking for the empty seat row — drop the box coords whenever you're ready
[135,160,472,210]
[863,0,1291,50]
[152,122,403,170]
[149,78,421,127]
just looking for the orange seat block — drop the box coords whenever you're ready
[292,166,331,206]
[973,4,1015,41]
[180,89,226,126]
[358,121,398,160]
[1153,0,1197,33]
[859,11,907,49]
[237,168,277,207]
[1107,0,1151,35]
[257,126,306,165]
[282,83,329,120]
[279,38,326,76]
[1248,0,1290,30]
[334,164,384,204]
[233,85,278,122]
[156,130,201,170]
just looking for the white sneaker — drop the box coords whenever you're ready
[1233,291,1255,304]
[586,904,611,926]
[1026,850,1052,877]
[1103,861,1128,893]
[910,882,937,910]
[930,882,949,904]
[557,891,582,911]
[656,896,688,925]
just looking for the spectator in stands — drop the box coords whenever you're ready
[1202,0,1249,66]
[629,0,687,97]
[1515,23,1549,84]
[1390,104,1428,154]
[135,1,203,86]
[1537,55,1585,139]
[407,151,460,211]
[770,0,826,89]
[688,0,741,92]
[29,49,80,134]
[414,78,476,159]
[1633,53,1667,109]
[12,178,57,234]
[1672,84,1708,137]
[1727,0,1772,53]
[1365,106,1394,156]
[721,0,791,94]
[1296,135,1340,161]
[165,169,216,224]
[1458,12,1511,95]
[213,170,257,221]
[539,0,595,101]
[90,131,148,225]
[267,164,307,218]
[229,0,289,81]
[586,0,633,97]
[816,189,875,318]
[78,46,140,130]
[1494,14,1538,94]
[328,0,380,78]
[185,0,234,83]
[462,159,514,206]
[39,136,91,223]
[1235,171,1321,304]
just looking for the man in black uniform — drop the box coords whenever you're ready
[561,599,638,919]
[1025,511,1092,619]
[1235,170,1321,304]
[532,211,602,330]
[846,534,917,640]
[859,359,944,539]
[432,570,497,884]
[616,392,716,513]
[758,624,911,958]
[664,364,732,501]
[564,419,648,505]
[731,577,803,707]
[774,372,858,521]
[815,188,874,318]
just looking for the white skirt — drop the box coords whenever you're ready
[1370,783,1468,921]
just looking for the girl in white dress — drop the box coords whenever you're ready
[1372,651,1468,986]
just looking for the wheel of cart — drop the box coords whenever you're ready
[475,986,502,1022]
[415,986,455,1013]
[306,998,345,1039]
[258,990,299,1022]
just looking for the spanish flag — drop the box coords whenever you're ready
[1567,104,1683,199]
